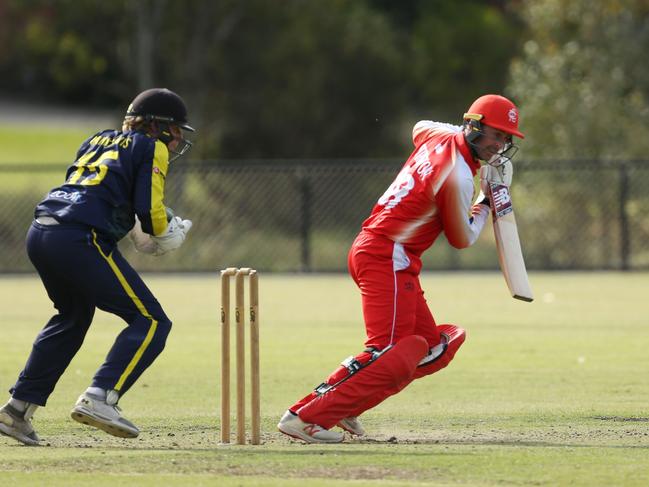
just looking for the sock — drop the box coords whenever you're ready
[8,397,27,412]
[85,387,107,399]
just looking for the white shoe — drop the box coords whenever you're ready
[0,402,40,446]
[71,391,139,438]
[337,416,365,436]
[277,410,344,444]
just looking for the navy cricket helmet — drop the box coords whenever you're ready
[126,88,195,132]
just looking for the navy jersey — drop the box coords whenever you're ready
[35,129,171,242]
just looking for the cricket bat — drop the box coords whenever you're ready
[482,165,533,302]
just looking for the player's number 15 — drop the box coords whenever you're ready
[67,149,116,186]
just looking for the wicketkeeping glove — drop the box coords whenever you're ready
[150,216,193,256]
[128,216,158,254]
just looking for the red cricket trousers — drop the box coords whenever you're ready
[290,231,464,428]
[347,231,440,350]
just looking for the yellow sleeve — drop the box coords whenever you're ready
[150,140,169,236]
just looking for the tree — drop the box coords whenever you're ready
[508,0,649,159]
[0,0,132,104]
[158,0,408,158]
[406,0,523,122]
[506,1,649,271]
[0,0,525,158]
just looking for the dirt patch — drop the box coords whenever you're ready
[593,416,649,422]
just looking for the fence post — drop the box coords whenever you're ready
[296,166,312,272]
[618,163,630,270]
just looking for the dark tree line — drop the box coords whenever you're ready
[0,0,522,158]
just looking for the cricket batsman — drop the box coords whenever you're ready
[0,88,194,445]
[278,94,525,443]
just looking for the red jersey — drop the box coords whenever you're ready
[361,121,489,257]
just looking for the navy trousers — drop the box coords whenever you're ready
[10,221,171,406]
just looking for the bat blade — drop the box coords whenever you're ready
[489,180,533,302]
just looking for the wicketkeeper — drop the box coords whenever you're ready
[278,94,525,443]
[0,88,194,445]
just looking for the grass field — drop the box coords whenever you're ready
[0,124,91,165]
[1,272,648,486]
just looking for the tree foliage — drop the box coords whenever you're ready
[156,0,408,157]
[508,0,649,159]
[0,0,521,158]
[408,0,523,121]
[0,0,132,104]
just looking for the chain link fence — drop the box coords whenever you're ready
[0,159,647,273]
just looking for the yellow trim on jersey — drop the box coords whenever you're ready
[91,230,159,392]
[150,141,169,236]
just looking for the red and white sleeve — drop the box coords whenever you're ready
[435,160,488,249]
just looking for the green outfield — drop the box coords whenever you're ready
[1,272,648,486]
[0,124,91,165]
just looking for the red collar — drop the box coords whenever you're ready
[454,132,480,175]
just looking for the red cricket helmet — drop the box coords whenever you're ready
[463,94,524,139]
